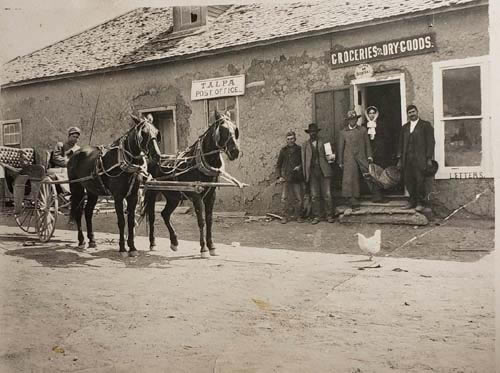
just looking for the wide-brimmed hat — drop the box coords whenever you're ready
[345,110,361,121]
[305,123,321,133]
[67,127,81,136]
[424,160,439,177]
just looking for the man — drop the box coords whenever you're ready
[49,126,81,194]
[397,105,435,212]
[51,127,81,168]
[301,122,335,224]
[338,110,374,210]
[276,131,304,224]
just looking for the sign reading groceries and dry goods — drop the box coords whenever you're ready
[331,33,436,69]
[191,75,245,101]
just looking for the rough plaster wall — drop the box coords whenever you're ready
[0,7,492,217]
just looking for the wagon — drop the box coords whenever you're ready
[0,146,60,242]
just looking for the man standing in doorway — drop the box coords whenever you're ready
[301,123,335,224]
[276,131,304,224]
[397,105,435,212]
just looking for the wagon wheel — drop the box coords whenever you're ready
[14,199,38,234]
[35,179,58,242]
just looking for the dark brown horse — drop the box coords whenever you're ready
[68,116,161,257]
[143,111,240,258]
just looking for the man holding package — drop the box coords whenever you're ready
[300,123,335,224]
[48,126,81,194]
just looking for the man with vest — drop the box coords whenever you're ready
[300,123,335,224]
[397,105,435,212]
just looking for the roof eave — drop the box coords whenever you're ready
[1,0,488,89]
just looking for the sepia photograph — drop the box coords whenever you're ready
[0,0,498,371]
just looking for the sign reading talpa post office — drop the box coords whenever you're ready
[331,33,436,69]
[191,75,245,101]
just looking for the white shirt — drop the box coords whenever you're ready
[410,119,419,133]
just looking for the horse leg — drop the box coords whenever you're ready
[69,183,85,247]
[126,191,139,257]
[84,193,99,248]
[204,189,218,256]
[191,196,208,258]
[161,194,180,252]
[114,198,127,257]
[146,191,157,251]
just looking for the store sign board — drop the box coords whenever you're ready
[191,75,245,101]
[331,33,436,69]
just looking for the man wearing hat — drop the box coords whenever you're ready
[300,122,335,224]
[49,127,81,195]
[396,105,436,212]
[338,110,374,210]
[51,127,81,168]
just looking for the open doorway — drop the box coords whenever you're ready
[356,81,405,195]
[139,107,177,155]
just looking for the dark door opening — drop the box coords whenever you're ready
[361,82,404,195]
[144,110,177,155]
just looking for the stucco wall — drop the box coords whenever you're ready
[0,6,492,217]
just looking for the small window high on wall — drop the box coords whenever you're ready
[1,119,22,148]
[433,56,491,179]
[207,96,238,126]
[173,6,206,32]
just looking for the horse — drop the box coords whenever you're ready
[68,116,161,257]
[143,111,240,258]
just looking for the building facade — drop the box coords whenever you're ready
[0,1,493,217]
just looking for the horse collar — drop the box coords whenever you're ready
[195,141,221,177]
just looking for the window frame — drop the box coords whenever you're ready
[432,56,491,179]
[173,6,207,32]
[0,119,22,148]
[205,96,240,128]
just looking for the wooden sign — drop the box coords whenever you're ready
[191,74,245,101]
[331,33,436,69]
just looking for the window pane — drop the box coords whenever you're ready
[208,97,237,124]
[444,119,481,167]
[442,66,481,117]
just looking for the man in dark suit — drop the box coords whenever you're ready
[301,123,335,224]
[397,105,435,212]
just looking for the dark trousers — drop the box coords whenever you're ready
[281,181,303,217]
[310,165,334,218]
[404,157,425,205]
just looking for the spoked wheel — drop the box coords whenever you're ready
[35,179,59,242]
[14,199,38,234]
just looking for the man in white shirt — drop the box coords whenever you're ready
[396,105,435,212]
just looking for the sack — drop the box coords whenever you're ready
[367,164,401,190]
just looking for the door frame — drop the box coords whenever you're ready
[351,72,407,126]
[351,72,408,197]
[139,106,177,153]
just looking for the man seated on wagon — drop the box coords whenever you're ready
[47,126,81,194]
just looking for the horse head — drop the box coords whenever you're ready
[212,111,240,161]
[129,114,162,163]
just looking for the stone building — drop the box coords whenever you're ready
[0,0,493,217]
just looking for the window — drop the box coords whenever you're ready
[207,97,238,126]
[1,120,22,148]
[433,56,491,179]
[173,6,206,32]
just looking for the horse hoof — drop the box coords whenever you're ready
[77,242,86,249]
[149,245,156,251]
[200,251,209,259]
[88,241,97,249]
[170,244,178,252]
[119,251,128,258]
[209,250,218,257]
[129,250,139,257]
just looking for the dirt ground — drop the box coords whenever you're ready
[0,208,496,372]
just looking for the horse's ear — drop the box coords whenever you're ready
[213,110,221,123]
[130,114,141,125]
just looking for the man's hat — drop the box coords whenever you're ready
[345,110,361,120]
[424,160,439,177]
[305,123,321,133]
[68,127,81,136]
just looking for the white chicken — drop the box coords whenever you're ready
[355,229,381,260]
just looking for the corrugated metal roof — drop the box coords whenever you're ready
[1,0,482,86]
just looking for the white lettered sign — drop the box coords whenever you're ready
[191,75,246,101]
